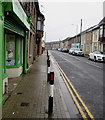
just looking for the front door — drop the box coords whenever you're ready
[103,44,105,52]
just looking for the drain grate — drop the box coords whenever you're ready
[20,102,29,107]
[17,92,23,95]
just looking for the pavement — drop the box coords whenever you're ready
[2,51,79,119]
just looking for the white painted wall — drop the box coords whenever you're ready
[3,77,8,94]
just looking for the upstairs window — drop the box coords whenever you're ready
[99,25,104,38]
[37,21,41,30]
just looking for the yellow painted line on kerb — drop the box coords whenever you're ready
[50,53,95,120]
[61,73,87,120]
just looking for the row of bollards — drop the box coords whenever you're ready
[47,50,54,114]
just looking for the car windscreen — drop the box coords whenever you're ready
[75,48,82,51]
[94,51,103,54]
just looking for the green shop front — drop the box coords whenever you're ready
[3,1,30,95]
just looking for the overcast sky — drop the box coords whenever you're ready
[39,1,104,42]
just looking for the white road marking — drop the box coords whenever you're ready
[86,61,102,69]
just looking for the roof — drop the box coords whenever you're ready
[46,41,60,44]
[62,37,71,42]
[99,17,105,26]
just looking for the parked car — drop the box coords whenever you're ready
[62,48,69,53]
[58,48,61,51]
[69,48,75,54]
[60,48,63,52]
[72,48,84,56]
[88,50,105,62]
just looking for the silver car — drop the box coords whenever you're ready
[72,48,84,56]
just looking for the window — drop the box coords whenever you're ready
[104,27,105,37]
[100,29,103,37]
[38,17,41,20]
[6,35,15,66]
[86,44,89,51]
[37,21,41,30]
[94,43,97,50]
[6,34,23,67]
[17,37,23,65]
[99,25,103,38]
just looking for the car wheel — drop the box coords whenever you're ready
[94,56,96,62]
[74,52,76,55]
[82,54,84,57]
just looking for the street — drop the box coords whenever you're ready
[50,50,104,118]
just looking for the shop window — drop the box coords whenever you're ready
[3,35,6,75]
[18,38,23,65]
[6,35,15,66]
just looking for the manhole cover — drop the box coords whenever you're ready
[21,102,29,107]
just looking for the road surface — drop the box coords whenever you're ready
[50,50,104,119]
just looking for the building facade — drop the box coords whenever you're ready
[63,37,70,49]
[45,18,105,57]
[21,2,37,68]
[36,7,45,56]
[81,31,86,53]
[59,41,64,48]
[21,1,45,67]
[0,0,45,105]
[0,0,30,104]
[92,26,100,52]
[46,41,60,50]
[99,17,105,52]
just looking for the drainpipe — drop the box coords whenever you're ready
[23,31,28,74]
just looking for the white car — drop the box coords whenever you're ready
[88,51,105,62]
[69,48,75,54]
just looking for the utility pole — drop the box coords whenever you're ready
[59,38,60,48]
[80,19,82,33]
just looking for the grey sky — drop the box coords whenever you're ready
[40,1,103,42]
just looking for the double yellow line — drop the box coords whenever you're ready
[51,54,95,120]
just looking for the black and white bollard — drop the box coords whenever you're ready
[48,71,54,114]
[47,58,50,82]
[47,50,49,57]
